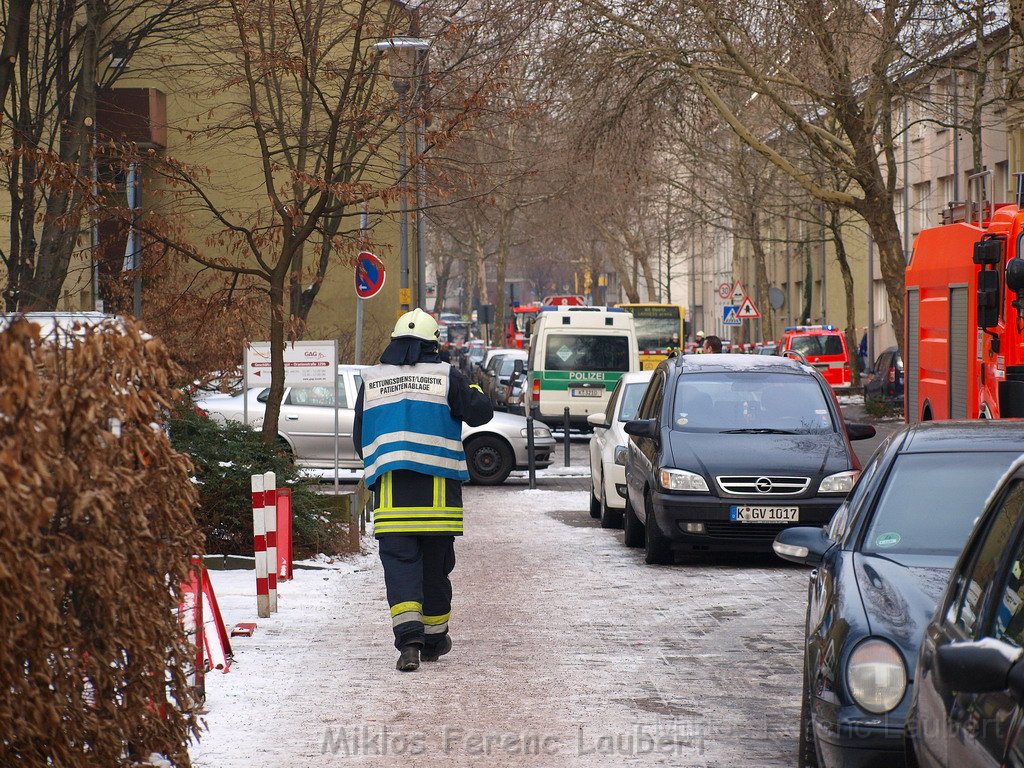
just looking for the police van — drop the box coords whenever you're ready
[527,306,639,428]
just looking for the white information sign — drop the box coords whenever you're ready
[245,341,338,387]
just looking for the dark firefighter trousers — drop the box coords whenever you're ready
[378,534,456,651]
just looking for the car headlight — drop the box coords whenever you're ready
[819,470,860,494]
[846,639,907,714]
[658,468,709,493]
[521,426,552,439]
[614,445,628,465]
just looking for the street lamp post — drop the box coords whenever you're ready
[373,36,430,312]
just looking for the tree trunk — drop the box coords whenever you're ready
[637,245,658,301]
[261,274,288,446]
[0,0,32,119]
[22,0,98,311]
[828,207,860,386]
[746,209,774,341]
[970,11,988,176]
[433,255,452,315]
[492,208,511,346]
[859,196,906,351]
[801,246,812,323]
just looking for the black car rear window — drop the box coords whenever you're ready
[671,371,834,433]
[790,334,845,357]
[543,334,630,372]
[861,451,1021,558]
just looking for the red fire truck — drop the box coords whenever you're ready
[904,177,1024,421]
[506,304,541,348]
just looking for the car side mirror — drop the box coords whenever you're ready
[623,418,658,440]
[846,422,876,441]
[772,526,834,567]
[513,359,525,374]
[587,412,610,429]
[936,640,1024,696]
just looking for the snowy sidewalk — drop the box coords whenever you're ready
[191,486,805,767]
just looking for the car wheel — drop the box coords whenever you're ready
[465,435,513,485]
[599,482,623,529]
[798,668,819,768]
[623,494,644,548]
[644,493,673,565]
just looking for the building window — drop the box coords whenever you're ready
[996,161,1009,202]
[935,75,955,130]
[912,181,932,234]
[894,192,905,241]
[939,175,954,208]
[874,279,888,324]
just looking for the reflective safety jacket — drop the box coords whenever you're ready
[353,360,492,536]
[359,362,466,485]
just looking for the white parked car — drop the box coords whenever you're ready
[195,364,555,485]
[586,371,653,527]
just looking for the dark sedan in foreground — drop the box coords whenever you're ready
[773,422,1024,768]
[909,455,1024,768]
[622,353,874,565]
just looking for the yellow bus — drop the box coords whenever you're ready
[615,303,686,370]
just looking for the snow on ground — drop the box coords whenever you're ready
[191,485,806,768]
[510,464,592,479]
[836,393,864,406]
[300,467,364,482]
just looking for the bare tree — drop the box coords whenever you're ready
[0,0,211,312]
[568,0,979,350]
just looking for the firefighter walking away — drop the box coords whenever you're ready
[353,308,493,671]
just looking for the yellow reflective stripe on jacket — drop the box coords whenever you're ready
[374,512,464,520]
[375,522,463,531]
[372,471,464,535]
[390,601,422,617]
[374,524,462,536]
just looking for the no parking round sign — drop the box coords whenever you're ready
[355,251,386,299]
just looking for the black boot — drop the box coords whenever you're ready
[396,644,420,671]
[422,636,452,662]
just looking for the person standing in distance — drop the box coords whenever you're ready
[353,308,493,671]
[702,335,723,354]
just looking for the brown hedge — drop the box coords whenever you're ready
[0,318,203,767]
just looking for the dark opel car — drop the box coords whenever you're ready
[774,422,1024,768]
[622,354,874,565]
[909,454,1024,768]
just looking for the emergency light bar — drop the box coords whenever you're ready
[784,325,836,332]
[539,305,625,312]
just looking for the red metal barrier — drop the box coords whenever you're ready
[276,488,293,581]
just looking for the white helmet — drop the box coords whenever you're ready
[392,308,439,342]
[696,330,705,338]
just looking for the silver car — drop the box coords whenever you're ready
[195,364,555,485]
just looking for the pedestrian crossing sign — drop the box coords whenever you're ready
[723,305,741,326]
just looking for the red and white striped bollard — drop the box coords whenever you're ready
[251,474,270,618]
[263,470,278,613]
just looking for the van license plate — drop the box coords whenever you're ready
[571,388,603,398]
[730,505,799,523]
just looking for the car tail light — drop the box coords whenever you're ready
[888,366,896,384]
[532,378,540,403]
